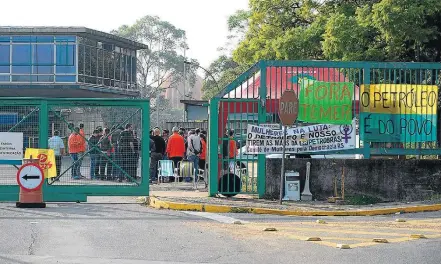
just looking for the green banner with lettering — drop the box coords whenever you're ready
[298,80,354,125]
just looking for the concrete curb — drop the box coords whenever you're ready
[147,197,441,216]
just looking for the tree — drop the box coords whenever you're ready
[112,15,199,118]
[232,0,441,64]
[202,55,249,100]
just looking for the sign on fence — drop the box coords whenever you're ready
[260,123,281,129]
[24,148,57,178]
[360,84,438,142]
[246,120,356,154]
[0,132,23,162]
[298,80,354,125]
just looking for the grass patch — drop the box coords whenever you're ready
[345,195,383,205]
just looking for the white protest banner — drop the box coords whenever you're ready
[246,120,356,154]
[0,132,23,161]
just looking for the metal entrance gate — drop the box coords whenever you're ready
[0,98,150,202]
[208,60,441,198]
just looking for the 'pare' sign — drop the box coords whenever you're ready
[279,90,299,126]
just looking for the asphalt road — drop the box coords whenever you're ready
[0,201,440,264]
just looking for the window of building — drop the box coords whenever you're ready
[12,45,32,74]
[56,44,76,74]
[33,44,54,74]
[0,45,10,73]
[55,36,76,43]
[55,75,76,82]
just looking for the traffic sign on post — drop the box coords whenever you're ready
[16,163,44,191]
[279,90,299,126]
[278,90,299,205]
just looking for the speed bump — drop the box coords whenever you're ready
[372,238,389,243]
[305,237,322,241]
[316,219,327,224]
[395,219,407,222]
[410,234,427,239]
[263,227,277,232]
[337,244,351,249]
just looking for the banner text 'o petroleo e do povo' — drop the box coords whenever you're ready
[246,120,356,154]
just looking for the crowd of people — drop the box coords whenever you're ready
[48,123,141,182]
[48,123,240,184]
[149,126,207,183]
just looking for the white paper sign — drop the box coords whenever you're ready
[246,120,356,154]
[260,123,281,130]
[0,132,23,161]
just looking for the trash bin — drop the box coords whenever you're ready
[218,173,241,197]
[283,171,300,201]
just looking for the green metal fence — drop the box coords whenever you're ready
[208,60,441,198]
[0,98,150,202]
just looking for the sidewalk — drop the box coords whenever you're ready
[146,190,441,216]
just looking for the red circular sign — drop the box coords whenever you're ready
[279,90,299,126]
[16,163,45,191]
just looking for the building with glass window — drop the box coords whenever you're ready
[0,27,147,98]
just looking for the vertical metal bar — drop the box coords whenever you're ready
[362,66,371,159]
[141,100,150,195]
[257,61,267,198]
[39,99,49,189]
[208,97,219,196]
[279,125,287,205]
[39,100,48,149]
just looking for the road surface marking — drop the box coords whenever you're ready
[184,212,249,224]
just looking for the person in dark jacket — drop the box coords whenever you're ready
[100,128,113,180]
[111,126,124,179]
[88,130,101,180]
[222,129,233,170]
[150,128,166,182]
[118,124,135,182]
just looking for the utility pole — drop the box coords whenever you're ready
[183,41,187,122]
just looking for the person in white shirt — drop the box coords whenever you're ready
[48,130,65,178]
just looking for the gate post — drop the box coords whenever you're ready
[257,61,267,198]
[141,100,150,195]
[39,100,49,191]
[39,100,49,149]
[208,97,219,197]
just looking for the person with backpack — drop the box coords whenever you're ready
[186,129,202,183]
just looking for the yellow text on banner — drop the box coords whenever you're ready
[360,84,438,115]
[24,148,57,178]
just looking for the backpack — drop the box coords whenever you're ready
[190,137,201,155]
[111,130,121,146]
[100,135,111,151]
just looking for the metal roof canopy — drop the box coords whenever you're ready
[0,26,148,50]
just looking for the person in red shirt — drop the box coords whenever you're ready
[199,132,207,171]
[166,127,186,172]
[68,127,82,179]
[228,130,238,172]
[78,123,86,178]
